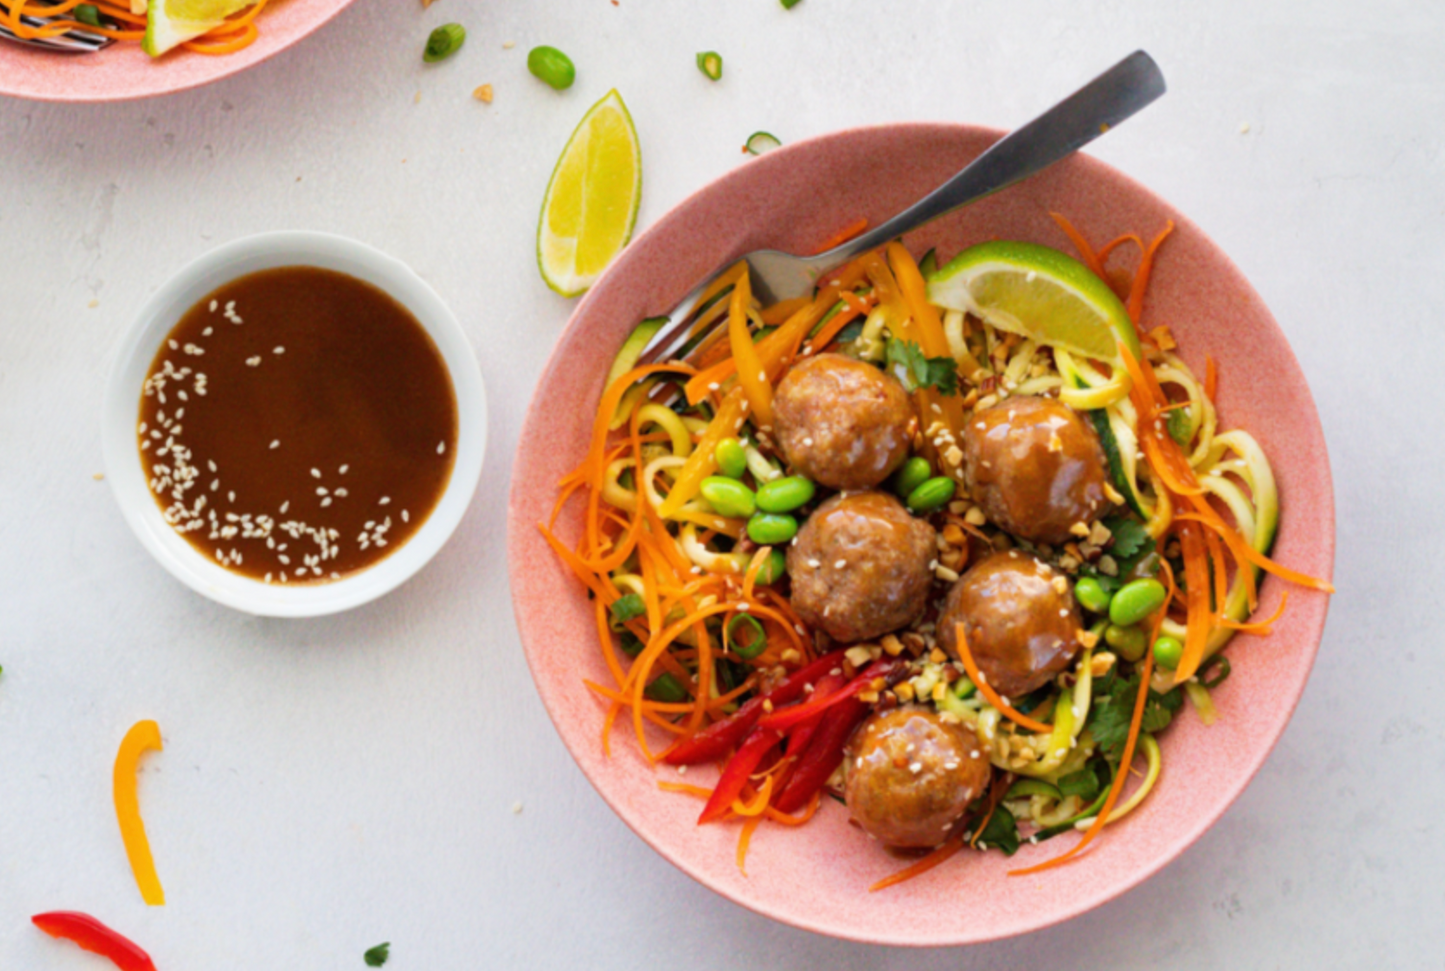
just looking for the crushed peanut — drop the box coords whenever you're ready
[1069,521,1092,538]
[1090,651,1118,677]
[880,634,905,657]
[473,84,494,103]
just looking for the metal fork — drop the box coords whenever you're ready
[638,50,1166,369]
[0,0,112,51]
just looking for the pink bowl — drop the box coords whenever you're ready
[0,0,353,103]
[507,123,1334,946]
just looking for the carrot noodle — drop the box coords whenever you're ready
[736,816,764,875]
[870,832,966,892]
[1049,212,1107,280]
[1204,355,1219,400]
[658,781,714,799]
[968,777,1006,849]
[815,217,869,254]
[1219,590,1288,634]
[1126,221,1175,323]
[953,623,1052,734]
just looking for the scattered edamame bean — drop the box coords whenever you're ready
[906,476,956,513]
[527,45,576,89]
[1108,577,1168,627]
[714,438,748,479]
[1104,623,1147,662]
[747,512,798,545]
[424,23,466,63]
[699,476,756,518]
[1152,635,1184,670]
[756,475,815,513]
[891,456,932,499]
[1073,576,1113,615]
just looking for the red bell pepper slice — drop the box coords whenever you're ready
[783,673,845,759]
[773,694,872,814]
[663,649,849,765]
[32,912,157,971]
[756,659,899,732]
[697,726,783,824]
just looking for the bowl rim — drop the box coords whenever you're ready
[507,121,1335,945]
[104,229,487,617]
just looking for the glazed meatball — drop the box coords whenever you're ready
[845,707,992,848]
[773,353,914,490]
[961,395,1110,546]
[787,491,935,643]
[937,550,1083,699]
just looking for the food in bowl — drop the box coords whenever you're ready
[540,217,1332,889]
[2,0,273,57]
[138,266,457,586]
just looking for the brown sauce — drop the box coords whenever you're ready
[138,266,458,584]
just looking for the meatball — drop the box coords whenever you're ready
[961,395,1110,545]
[937,550,1084,699]
[787,491,934,643]
[773,353,915,490]
[845,707,992,848]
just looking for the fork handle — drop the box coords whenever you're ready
[820,50,1166,265]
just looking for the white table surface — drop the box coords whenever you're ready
[1,1,1440,967]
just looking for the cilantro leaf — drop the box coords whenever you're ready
[973,804,1020,856]
[1088,674,1183,762]
[610,593,646,623]
[1103,515,1149,559]
[885,339,958,395]
[364,943,390,967]
[1057,768,1101,801]
[833,319,866,345]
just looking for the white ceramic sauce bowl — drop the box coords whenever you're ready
[103,231,486,617]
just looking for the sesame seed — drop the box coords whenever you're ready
[339,465,349,474]
[379,496,391,505]
[227,491,235,502]
[334,488,347,497]
[437,441,446,455]
[280,501,289,513]
[320,497,332,507]
[270,440,280,450]
[807,559,821,569]
[834,559,846,569]
[316,487,328,496]
[273,346,285,354]
[401,510,409,522]
[209,300,218,312]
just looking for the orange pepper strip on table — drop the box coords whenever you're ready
[113,719,165,906]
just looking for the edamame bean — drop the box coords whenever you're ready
[699,476,756,518]
[1105,623,1147,662]
[527,45,576,89]
[714,438,748,479]
[755,548,788,585]
[1152,635,1184,670]
[423,23,466,62]
[756,475,815,513]
[747,512,798,545]
[905,476,956,513]
[1074,576,1113,615]
[891,456,932,499]
[1108,578,1168,627]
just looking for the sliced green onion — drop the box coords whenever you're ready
[618,631,644,658]
[744,131,782,156]
[645,673,688,703]
[780,0,802,8]
[424,23,466,63]
[1198,654,1232,689]
[73,4,102,27]
[725,613,768,659]
[918,248,937,278]
[696,51,723,81]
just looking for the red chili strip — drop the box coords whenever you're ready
[32,912,157,971]
[773,694,872,814]
[663,649,849,765]
[697,727,783,824]
[756,659,898,732]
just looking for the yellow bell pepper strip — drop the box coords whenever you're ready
[727,269,774,428]
[113,719,165,906]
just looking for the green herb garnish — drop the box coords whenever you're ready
[645,673,688,703]
[886,338,958,395]
[972,804,1020,856]
[1166,406,1192,445]
[744,131,782,156]
[364,942,390,967]
[423,24,465,63]
[1088,671,1183,761]
[610,593,646,623]
[73,4,102,27]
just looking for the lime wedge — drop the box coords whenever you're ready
[143,0,251,56]
[537,89,642,298]
[927,241,1139,365]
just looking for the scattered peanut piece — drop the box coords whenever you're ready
[473,84,494,103]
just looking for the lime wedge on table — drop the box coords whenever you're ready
[143,0,251,56]
[926,241,1139,365]
[537,89,642,298]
